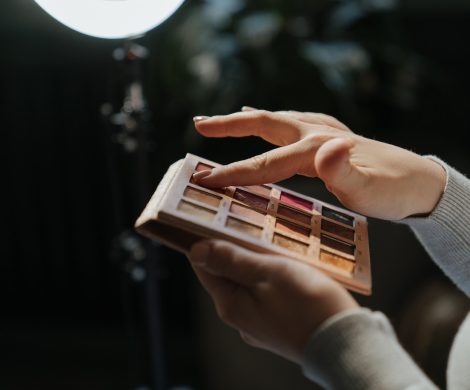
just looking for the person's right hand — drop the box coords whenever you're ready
[193,108,446,220]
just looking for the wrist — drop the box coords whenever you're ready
[404,156,447,218]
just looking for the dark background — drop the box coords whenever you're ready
[2,0,470,389]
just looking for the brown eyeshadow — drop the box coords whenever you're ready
[183,186,221,207]
[233,189,269,211]
[273,234,309,255]
[321,219,355,241]
[230,202,266,224]
[322,207,354,227]
[226,217,262,238]
[319,250,355,273]
[277,205,311,226]
[177,200,216,222]
[321,234,356,256]
[275,219,310,240]
[195,162,214,172]
[244,185,272,197]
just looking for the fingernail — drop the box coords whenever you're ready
[192,169,212,182]
[241,106,257,112]
[190,240,211,265]
[193,115,210,123]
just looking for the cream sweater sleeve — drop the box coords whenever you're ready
[303,158,470,389]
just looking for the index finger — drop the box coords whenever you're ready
[194,110,306,146]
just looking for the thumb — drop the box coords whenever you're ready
[192,141,311,188]
[314,138,364,199]
[189,240,272,286]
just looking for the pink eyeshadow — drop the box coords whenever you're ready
[233,189,269,211]
[195,162,214,172]
[280,192,313,212]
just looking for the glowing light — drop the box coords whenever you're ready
[34,0,185,39]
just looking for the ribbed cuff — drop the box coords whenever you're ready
[400,156,470,296]
[302,308,437,389]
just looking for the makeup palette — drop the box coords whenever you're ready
[135,154,371,295]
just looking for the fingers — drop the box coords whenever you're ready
[194,110,305,146]
[189,240,271,286]
[193,140,317,188]
[241,106,351,132]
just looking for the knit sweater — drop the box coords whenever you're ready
[302,158,470,389]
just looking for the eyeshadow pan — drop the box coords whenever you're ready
[183,186,221,207]
[195,162,214,172]
[276,219,310,240]
[233,189,269,211]
[321,219,355,241]
[322,207,354,227]
[226,217,262,238]
[277,205,311,226]
[320,250,355,273]
[230,202,266,224]
[178,200,216,222]
[273,234,309,255]
[321,234,356,255]
[280,192,313,212]
[244,185,272,197]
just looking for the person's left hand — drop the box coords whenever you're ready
[188,240,358,364]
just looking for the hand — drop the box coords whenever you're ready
[188,240,358,364]
[193,108,446,220]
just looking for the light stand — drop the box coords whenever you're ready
[103,41,168,390]
[33,1,188,389]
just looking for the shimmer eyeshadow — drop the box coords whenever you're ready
[273,234,309,255]
[226,217,262,238]
[195,162,214,172]
[244,185,272,197]
[277,205,311,226]
[230,202,266,224]
[178,200,216,222]
[320,250,355,273]
[183,186,221,207]
[321,219,355,241]
[321,234,355,255]
[275,219,310,240]
[322,207,354,227]
[233,189,269,211]
[280,192,313,212]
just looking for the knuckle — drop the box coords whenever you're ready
[251,152,270,171]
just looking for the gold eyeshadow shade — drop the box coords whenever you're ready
[230,202,266,224]
[226,217,263,238]
[183,186,221,207]
[273,234,309,255]
[177,200,216,222]
[320,250,355,273]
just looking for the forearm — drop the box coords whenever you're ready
[302,308,437,390]
[400,157,470,296]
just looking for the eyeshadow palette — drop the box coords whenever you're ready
[135,154,371,295]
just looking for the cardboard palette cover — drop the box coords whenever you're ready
[135,154,372,295]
